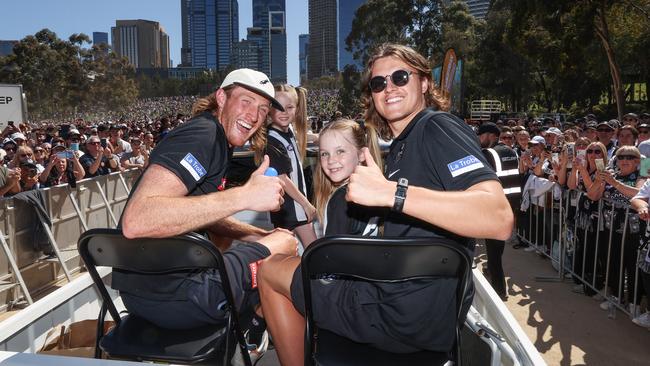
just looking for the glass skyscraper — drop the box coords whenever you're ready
[181,0,239,69]
[247,0,286,83]
[298,34,309,84]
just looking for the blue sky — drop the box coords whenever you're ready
[2,0,309,85]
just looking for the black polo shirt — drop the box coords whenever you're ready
[383,108,498,251]
[113,113,270,325]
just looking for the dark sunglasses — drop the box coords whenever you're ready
[617,155,638,160]
[369,70,413,93]
[34,149,44,153]
[501,136,514,140]
[4,147,16,152]
[597,128,612,132]
[586,149,603,155]
[639,130,650,134]
[19,153,33,157]
[87,141,101,145]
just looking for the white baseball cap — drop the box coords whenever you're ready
[10,132,26,141]
[529,135,546,145]
[219,68,284,111]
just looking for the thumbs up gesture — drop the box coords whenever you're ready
[346,147,396,208]
[242,155,285,212]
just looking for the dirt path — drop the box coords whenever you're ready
[476,241,650,366]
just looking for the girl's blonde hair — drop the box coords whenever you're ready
[272,84,308,160]
[361,43,449,140]
[11,146,33,168]
[192,86,267,162]
[313,119,383,221]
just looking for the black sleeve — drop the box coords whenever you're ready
[422,113,498,191]
[325,187,350,236]
[148,118,224,193]
[482,149,497,171]
[265,137,293,175]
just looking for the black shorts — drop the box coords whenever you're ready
[117,242,270,330]
[289,266,460,353]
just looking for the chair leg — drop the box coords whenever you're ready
[94,303,108,359]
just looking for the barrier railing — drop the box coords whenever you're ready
[0,169,140,313]
[517,177,646,320]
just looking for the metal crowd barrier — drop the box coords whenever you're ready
[0,169,140,313]
[517,179,646,320]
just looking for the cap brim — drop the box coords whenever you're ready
[234,82,285,112]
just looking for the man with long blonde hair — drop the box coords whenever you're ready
[115,69,297,360]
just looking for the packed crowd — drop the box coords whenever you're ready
[0,117,166,195]
[474,111,650,329]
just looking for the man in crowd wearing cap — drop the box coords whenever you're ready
[10,132,27,147]
[583,121,598,141]
[79,135,119,179]
[597,120,618,159]
[65,128,84,159]
[478,122,520,299]
[116,69,296,361]
[622,113,639,128]
[19,160,41,191]
[108,124,132,158]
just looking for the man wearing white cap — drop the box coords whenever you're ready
[115,69,297,353]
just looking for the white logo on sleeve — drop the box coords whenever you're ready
[447,155,484,178]
[180,153,207,181]
[388,169,401,178]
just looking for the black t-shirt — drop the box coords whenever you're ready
[383,108,498,250]
[113,112,233,301]
[325,185,381,236]
[79,154,111,178]
[144,112,232,196]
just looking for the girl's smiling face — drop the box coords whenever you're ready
[318,129,364,184]
[269,91,297,132]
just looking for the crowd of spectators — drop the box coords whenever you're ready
[478,111,650,328]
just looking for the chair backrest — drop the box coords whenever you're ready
[79,228,224,273]
[78,228,234,326]
[301,236,472,364]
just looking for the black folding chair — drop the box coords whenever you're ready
[301,236,472,366]
[78,228,252,366]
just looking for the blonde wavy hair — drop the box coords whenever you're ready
[361,43,449,140]
[191,86,267,161]
[313,119,383,221]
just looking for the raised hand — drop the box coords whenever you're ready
[241,155,285,212]
[346,147,394,208]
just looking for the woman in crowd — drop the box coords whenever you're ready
[264,84,317,247]
[568,141,608,295]
[588,146,645,310]
[40,142,85,187]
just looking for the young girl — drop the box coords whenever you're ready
[258,119,382,366]
[265,84,317,247]
[313,119,383,236]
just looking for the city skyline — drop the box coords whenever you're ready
[1,0,307,85]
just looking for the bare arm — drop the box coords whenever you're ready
[631,197,650,221]
[121,156,284,239]
[279,174,316,222]
[346,148,514,240]
[71,157,85,181]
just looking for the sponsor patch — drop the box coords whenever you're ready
[249,261,262,289]
[180,153,206,181]
[447,155,484,177]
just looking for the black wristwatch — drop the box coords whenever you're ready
[391,178,408,212]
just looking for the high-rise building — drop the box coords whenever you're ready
[180,0,239,69]
[298,34,309,84]
[464,0,490,19]
[308,0,337,79]
[0,40,18,57]
[111,19,170,68]
[337,0,364,71]
[92,32,109,47]
[232,39,260,70]
[246,0,286,83]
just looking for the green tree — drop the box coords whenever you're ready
[338,64,362,117]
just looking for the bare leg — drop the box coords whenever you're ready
[293,222,317,248]
[258,254,304,366]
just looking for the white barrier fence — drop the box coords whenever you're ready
[0,170,140,312]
